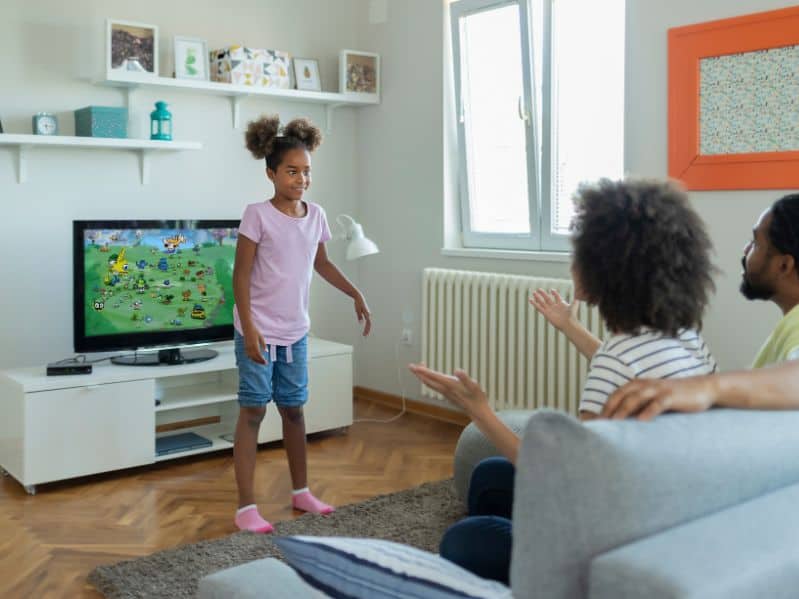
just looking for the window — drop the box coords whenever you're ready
[450,0,625,252]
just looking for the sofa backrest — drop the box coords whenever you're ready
[510,409,799,598]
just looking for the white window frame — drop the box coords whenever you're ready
[450,0,586,253]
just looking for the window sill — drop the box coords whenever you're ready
[441,247,571,263]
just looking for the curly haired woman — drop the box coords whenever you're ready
[410,178,719,583]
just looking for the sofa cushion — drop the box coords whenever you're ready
[197,557,324,599]
[274,535,512,599]
[589,481,799,599]
[511,409,799,599]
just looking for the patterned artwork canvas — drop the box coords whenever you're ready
[699,45,799,155]
[210,45,291,88]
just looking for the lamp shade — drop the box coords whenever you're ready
[337,215,379,261]
[346,236,379,260]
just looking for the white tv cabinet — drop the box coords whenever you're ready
[0,338,352,495]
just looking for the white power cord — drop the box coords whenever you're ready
[353,340,408,424]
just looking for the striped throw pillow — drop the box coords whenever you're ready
[274,536,512,599]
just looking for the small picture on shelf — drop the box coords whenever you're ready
[293,58,322,91]
[174,36,209,80]
[340,49,379,99]
[107,18,158,76]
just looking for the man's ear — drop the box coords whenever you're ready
[780,254,796,277]
[266,168,275,182]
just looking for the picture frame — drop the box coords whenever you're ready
[107,18,159,77]
[293,58,322,91]
[668,6,799,190]
[339,49,380,100]
[174,36,209,80]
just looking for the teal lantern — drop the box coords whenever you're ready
[150,101,172,141]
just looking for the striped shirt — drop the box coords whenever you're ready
[579,329,718,415]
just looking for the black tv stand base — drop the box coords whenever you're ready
[111,348,218,366]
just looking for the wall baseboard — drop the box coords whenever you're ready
[353,386,470,426]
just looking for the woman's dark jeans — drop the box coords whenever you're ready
[439,457,515,584]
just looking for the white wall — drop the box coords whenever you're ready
[355,0,568,403]
[353,0,798,405]
[0,0,370,368]
[3,0,795,389]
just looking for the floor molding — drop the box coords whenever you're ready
[353,386,470,426]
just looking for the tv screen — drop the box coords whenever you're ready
[74,220,239,364]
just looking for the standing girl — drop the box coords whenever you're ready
[232,115,371,533]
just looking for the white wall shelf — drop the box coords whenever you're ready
[97,73,379,130]
[0,134,202,184]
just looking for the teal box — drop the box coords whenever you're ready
[74,106,128,138]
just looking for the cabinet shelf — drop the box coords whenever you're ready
[154,423,234,462]
[0,133,202,184]
[156,382,237,412]
[97,72,378,130]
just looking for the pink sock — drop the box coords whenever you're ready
[291,489,335,515]
[234,505,274,533]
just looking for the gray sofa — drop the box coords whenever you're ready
[200,409,799,598]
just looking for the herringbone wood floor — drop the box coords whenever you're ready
[0,399,464,598]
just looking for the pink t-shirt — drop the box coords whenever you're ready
[233,200,332,345]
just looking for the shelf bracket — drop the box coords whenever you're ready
[325,104,346,134]
[124,87,135,110]
[16,146,27,184]
[230,96,243,129]
[138,150,150,185]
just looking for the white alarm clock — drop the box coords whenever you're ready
[32,112,59,136]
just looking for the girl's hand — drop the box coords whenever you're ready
[244,330,267,364]
[354,295,372,336]
[408,364,491,419]
[529,288,579,331]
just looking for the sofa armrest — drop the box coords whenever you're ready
[453,410,533,502]
[511,409,799,599]
[589,482,799,599]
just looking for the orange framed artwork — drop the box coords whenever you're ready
[668,6,799,190]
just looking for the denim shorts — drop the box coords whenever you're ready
[234,331,309,408]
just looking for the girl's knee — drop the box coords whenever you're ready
[240,406,266,424]
[279,406,304,424]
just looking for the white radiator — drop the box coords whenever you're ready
[421,268,605,415]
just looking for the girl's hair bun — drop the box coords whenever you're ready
[283,118,322,152]
[245,115,281,160]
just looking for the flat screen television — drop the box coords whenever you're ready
[73,220,239,365]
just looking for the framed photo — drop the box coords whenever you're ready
[107,19,158,77]
[340,50,380,100]
[174,36,209,80]
[293,58,321,91]
[668,5,799,190]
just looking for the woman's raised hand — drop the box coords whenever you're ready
[529,288,579,331]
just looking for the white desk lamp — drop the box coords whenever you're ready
[336,214,379,261]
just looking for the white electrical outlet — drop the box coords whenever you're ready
[400,328,412,345]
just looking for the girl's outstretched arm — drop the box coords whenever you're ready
[313,243,372,336]
[529,289,601,359]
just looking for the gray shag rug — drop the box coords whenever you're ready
[88,478,463,598]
